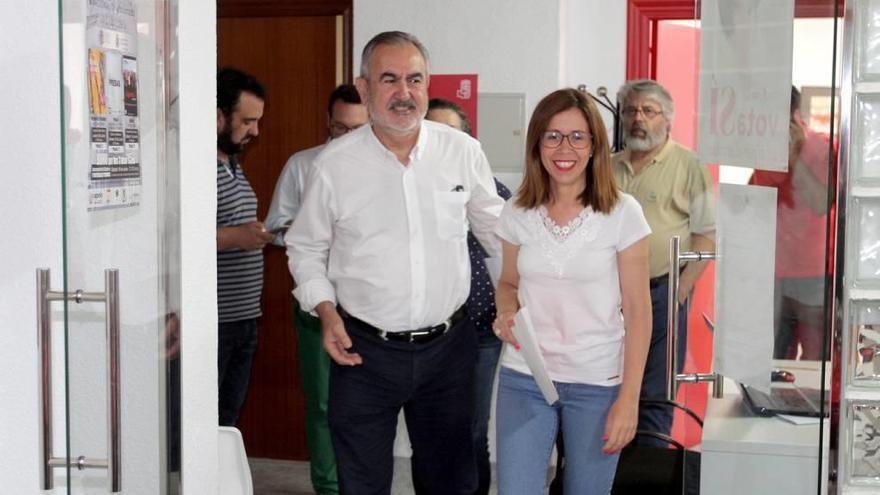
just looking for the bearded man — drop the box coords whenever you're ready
[611,79,716,445]
[215,67,273,426]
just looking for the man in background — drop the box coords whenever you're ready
[612,79,716,443]
[751,86,831,361]
[216,67,273,426]
[265,83,367,495]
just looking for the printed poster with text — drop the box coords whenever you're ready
[697,0,794,171]
[86,0,141,210]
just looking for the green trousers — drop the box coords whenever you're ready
[295,308,339,495]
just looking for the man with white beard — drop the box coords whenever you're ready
[611,79,715,446]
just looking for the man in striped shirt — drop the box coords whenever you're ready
[216,67,273,426]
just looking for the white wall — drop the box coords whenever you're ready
[561,0,628,138]
[0,1,64,493]
[178,0,220,492]
[560,0,628,185]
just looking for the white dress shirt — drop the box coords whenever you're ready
[285,120,503,332]
[265,143,325,245]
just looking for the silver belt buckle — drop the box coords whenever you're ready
[408,330,430,343]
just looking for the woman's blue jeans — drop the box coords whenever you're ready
[496,367,620,495]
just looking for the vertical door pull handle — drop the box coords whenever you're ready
[36,268,121,492]
[665,237,721,401]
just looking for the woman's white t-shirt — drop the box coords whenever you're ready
[496,193,651,386]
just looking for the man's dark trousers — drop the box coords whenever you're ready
[636,282,689,447]
[218,318,259,426]
[328,314,477,495]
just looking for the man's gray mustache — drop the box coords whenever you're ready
[628,125,647,135]
[389,100,416,110]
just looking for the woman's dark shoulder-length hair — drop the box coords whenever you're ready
[516,88,619,214]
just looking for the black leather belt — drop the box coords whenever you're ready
[649,274,669,289]
[339,305,467,344]
[649,266,687,289]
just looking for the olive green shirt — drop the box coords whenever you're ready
[612,139,715,278]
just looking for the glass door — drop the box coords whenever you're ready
[40,0,180,492]
[630,0,841,492]
[683,1,839,493]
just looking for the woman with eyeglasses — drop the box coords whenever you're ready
[493,88,652,494]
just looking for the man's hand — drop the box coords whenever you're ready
[219,221,274,251]
[677,233,714,304]
[316,302,362,366]
[677,276,692,305]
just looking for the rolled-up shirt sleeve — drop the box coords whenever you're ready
[265,155,303,246]
[285,166,337,313]
[466,146,504,260]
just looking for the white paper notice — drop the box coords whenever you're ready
[697,0,794,171]
[512,307,559,405]
[714,184,777,391]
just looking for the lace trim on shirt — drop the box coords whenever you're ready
[539,206,592,242]
[533,206,601,278]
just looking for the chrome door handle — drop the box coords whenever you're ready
[37,268,121,492]
[665,236,723,401]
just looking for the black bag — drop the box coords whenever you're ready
[549,399,702,495]
[611,430,701,495]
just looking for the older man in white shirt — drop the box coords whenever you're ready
[286,31,503,494]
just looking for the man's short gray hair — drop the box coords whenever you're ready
[617,79,675,124]
[360,31,430,78]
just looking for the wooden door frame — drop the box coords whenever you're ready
[217,0,354,82]
[217,0,351,460]
[626,0,845,80]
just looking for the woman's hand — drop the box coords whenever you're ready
[492,310,520,350]
[494,240,522,350]
[602,395,638,454]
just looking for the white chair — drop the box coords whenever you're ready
[218,426,253,495]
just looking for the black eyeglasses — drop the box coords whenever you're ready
[540,130,592,149]
[621,106,663,119]
[329,122,364,136]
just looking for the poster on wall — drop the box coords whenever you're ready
[86,0,141,211]
[428,74,478,138]
[697,0,794,171]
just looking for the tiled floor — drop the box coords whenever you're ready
[249,457,502,494]
[249,458,314,495]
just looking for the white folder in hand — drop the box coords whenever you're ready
[512,306,559,405]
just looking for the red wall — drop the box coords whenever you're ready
[656,20,716,448]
